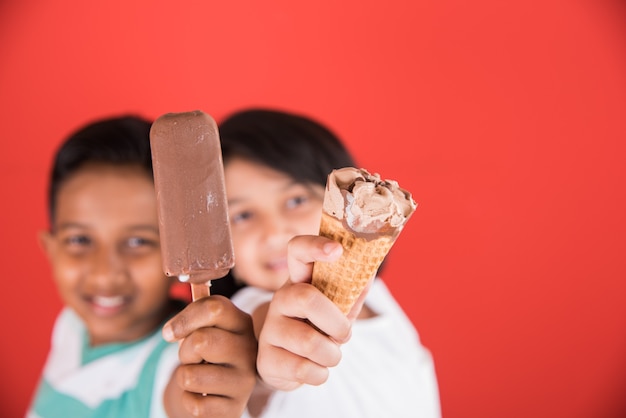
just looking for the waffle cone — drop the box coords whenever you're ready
[311,212,395,314]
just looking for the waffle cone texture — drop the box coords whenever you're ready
[311,212,395,314]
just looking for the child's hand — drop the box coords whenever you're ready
[162,295,257,418]
[256,235,355,391]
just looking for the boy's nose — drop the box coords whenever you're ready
[87,248,126,287]
[262,216,295,244]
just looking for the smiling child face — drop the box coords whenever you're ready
[40,163,173,346]
[225,157,325,292]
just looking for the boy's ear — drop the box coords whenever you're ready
[38,230,55,261]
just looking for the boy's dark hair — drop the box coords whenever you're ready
[218,108,356,188]
[211,108,358,297]
[47,115,153,226]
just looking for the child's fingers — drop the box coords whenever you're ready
[178,326,257,367]
[271,281,351,343]
[256,282,352,390]
[286,235,342,284]
[260,314,343,368]
[257,344,331,391]
[166,300,257,418]
[179,379,251,417]
[175,362,256,400]
[162,295,253,342]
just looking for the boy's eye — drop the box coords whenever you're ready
[126,236,158,250]
[64,235,91,247]
[127,237,146,248]
[59,234,92,255]
[286,195,308,209]
[231,210,253,225]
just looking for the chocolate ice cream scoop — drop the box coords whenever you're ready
[312,167,417,314]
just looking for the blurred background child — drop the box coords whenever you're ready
[29,115,256,418]
[210,108,441,418]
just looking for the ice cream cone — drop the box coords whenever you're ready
[311,212,395,314]
[310,167,416,315]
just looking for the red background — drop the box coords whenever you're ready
[1,0,625,417]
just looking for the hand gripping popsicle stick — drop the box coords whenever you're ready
[150,111,234,300]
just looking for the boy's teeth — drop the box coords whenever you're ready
[93,295,124,307]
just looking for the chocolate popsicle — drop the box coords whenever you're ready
[150,110,234,300]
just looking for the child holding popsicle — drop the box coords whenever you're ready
[28,115,256,418]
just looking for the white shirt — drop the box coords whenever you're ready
[26,308,179,418]
[233,279,441,418]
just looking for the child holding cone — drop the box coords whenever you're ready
[207,108,441,418]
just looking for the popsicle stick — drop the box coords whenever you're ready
[191,281,212,301]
